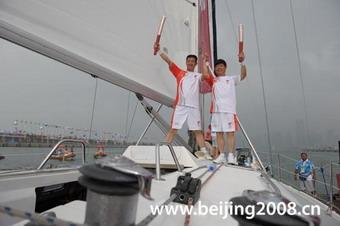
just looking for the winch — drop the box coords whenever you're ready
[170,172,201,205]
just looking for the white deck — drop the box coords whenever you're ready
[137,165,269,226]
[11,164,340,226]
[3,146,340,226]
[123,145,199,168]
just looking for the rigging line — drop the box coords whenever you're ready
[201,163,223,187]
[126,99,139,142]
[136,193,177,226]
[137,164,222,226]
[184,0,196,7]
[125,91,131,140]
[88,76,98,141]
[225,0,238,44]
[250,0,273,166]
[289,0,310,146]
[186,165,207,173]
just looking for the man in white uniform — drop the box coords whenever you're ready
[154,43,211,160]
[204,54,247,164]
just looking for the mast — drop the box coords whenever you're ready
[211,0,218,63]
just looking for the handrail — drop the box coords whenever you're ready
[255,149,340,214]
[273,153,340,213]
[236,116,265,171]
[329,160,334,212]
[37,139,87,170]
[275,162,340,192]
[154,142,183,180]
[236,116,281,194]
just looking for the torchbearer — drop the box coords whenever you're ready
[153,31,212,160]
[203,24,247,164]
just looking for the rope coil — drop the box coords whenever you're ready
[0,205,85,226]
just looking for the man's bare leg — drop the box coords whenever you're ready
[213,132,226,163]
[213,147,220,159]
[226,132,236,164]
[216,132,225,154]
[226,132,235,154]
[166,128,177,144]
[193,130,205,148]
[193,130,212,160]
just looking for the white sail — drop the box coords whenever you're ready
[0,0,198,107]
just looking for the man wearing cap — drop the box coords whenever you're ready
[204,53,247,164]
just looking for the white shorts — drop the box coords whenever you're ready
[211,112,237,132]
[171,105,201,130]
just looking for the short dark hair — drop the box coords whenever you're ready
[214,59,227,67]
[186,54,198,62]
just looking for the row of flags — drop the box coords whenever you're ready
[11,120,126,141]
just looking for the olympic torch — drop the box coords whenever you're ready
[153,16,166,55]
[238,24,244,62]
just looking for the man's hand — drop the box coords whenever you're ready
[240,53,247,80]
[156,44,172,66]
[202,53,209,63]
[294,174,297,181]
[153,42,160,55]
[238,51,245,63]
[201,53,211,80]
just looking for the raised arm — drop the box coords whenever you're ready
[154,43,172,66]
[239,51,247,80]
[201,54,211,81]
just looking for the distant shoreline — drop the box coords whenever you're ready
[0,133,154,149]
[0,143,129,148]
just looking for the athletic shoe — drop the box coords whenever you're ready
[227,153,236,165]
[213,152,226,164]
[203,150,213,160]
[194,150,205,160]
[194,150,213,160]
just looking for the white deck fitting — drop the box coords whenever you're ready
[123,146,199,168]
[12,164,340,226]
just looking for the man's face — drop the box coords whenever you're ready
[301,153,307,161]
[214,63,226,76]
[186,57,197,72]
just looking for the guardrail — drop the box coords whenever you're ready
[256,150,340,214]
[154,142,183,181]
[236,116,281,194]
[37,139,87,170]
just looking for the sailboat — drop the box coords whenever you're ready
[0,0,339,225]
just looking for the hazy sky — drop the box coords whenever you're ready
[0,0,339,152]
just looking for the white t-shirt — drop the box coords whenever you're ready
[210,75,240,113]
[170,63,202,108]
